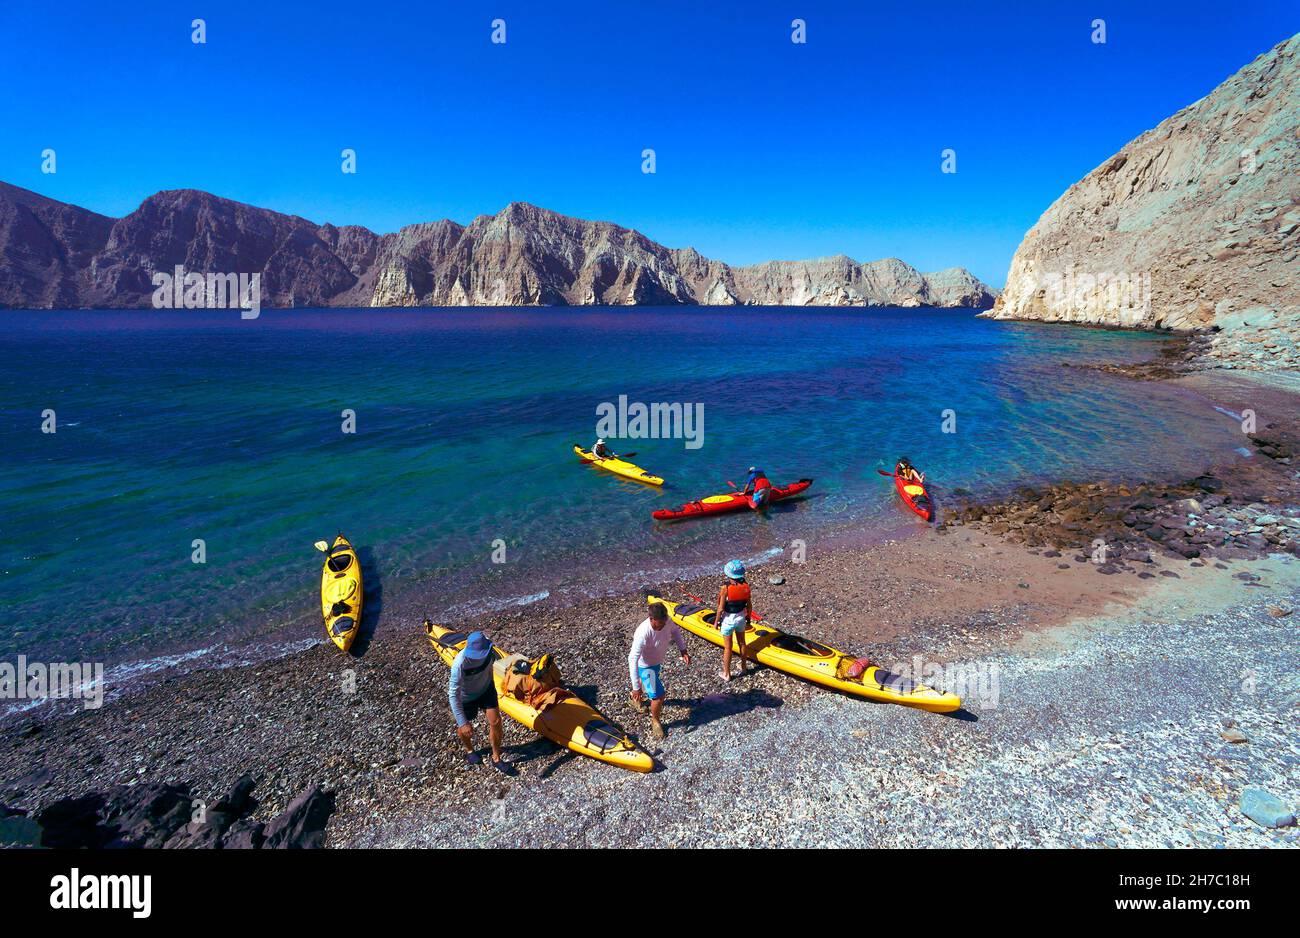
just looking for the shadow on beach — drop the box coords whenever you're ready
[663,686,784,732]
[347,546,382,656]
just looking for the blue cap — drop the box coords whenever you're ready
[464,631,494,659]
[724,560,746,579]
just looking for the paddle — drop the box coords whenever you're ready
[878,467,927,484]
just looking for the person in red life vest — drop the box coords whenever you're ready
[742,466,772,508]
[713,560,752,682]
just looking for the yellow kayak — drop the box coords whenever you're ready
[648,595,961,713]
[320,534,363,652]
[573,445,664,486]
[424,622,654,772]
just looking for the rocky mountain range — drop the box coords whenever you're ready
[0,183,997,310]
[982,32,1299,369]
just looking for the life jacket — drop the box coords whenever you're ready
[528,652,562,690]
[752,474,771,491]
[722,580,750,614]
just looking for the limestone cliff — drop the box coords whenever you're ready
[982,33,1299,367]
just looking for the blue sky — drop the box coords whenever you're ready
[1,2,1295,286]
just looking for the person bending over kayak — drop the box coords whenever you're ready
[592,438,617,459]
[895,457,924,484]
[742,466,772,507]
[629,602,690,739]
[714,560,752,682]
[448,631,512,774]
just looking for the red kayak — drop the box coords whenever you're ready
[894,473,934,521]
[652,479,813,521]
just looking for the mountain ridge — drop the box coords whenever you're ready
[0,182,997,310]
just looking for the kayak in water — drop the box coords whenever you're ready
[646,595,961,713]
[652,478,813,521]
[316,534,363,652]
[424,622,654,772]
[881,460,933,521]
[573,445,664,486]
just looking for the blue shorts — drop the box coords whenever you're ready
[750,488,770,507]
[637,664,665,700]
[720,612,748,638]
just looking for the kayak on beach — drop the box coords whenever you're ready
[651,478,813,521]
[316,534,363,652]
[573,445,664,486]
[424,621,654,772]
[880,462,933,521]
[646,595,961,712]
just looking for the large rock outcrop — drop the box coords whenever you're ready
[2,775,334,849]
[0,182,996,310]
[982,33,1299,368]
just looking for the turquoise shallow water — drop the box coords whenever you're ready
[0,307,1247,679]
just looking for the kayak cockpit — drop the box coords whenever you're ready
[581,720,627,753]
[868,667,919,694]
[770,634,835,658]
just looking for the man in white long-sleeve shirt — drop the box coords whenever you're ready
[628,602,690,739]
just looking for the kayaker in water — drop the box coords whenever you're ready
[628,602,690,739]
[713,560,752,681]
[593,438,616,459]
[448,631,512,774]
[896,457,924,484]
[742,466,772,507]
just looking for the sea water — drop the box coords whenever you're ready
[0,307,1249,689]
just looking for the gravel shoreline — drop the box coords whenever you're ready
[3,368,1298,848]
[365,556,1300,848]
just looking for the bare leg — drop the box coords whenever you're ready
[486,710,503,762]
[456,723,475,753]
[650,697,666,738]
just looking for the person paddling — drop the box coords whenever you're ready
[742,466,772,507]
[628,602,690,739]
[895,457,924,484]
[448,631,512,774]
[593,438,616,459]
[713,560,752,681]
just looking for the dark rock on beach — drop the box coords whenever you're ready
[4,777,332,849]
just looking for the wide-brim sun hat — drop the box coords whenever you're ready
[464,631,494,659]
